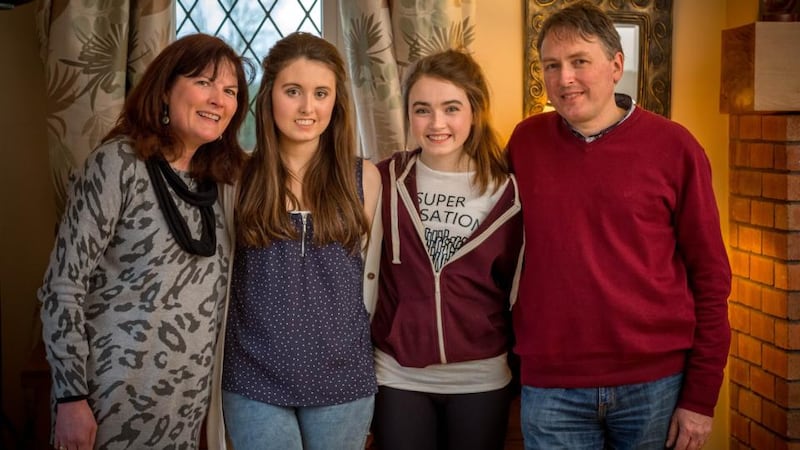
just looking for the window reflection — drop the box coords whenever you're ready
[616,24,640,102]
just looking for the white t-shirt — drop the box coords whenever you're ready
[416,160,504,270]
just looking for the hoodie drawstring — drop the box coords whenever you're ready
[390,159,401,264]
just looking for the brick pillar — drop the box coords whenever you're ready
[728,113,800,449]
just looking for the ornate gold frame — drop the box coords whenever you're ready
[523,0,673,117]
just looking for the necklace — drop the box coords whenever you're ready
[145,157,218,256]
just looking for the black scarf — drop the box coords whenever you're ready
[145,157,218,256]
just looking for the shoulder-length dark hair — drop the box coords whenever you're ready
[236,32,367,251]
[402,49,508,194]
[104,33,252,184]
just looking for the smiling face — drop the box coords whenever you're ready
[166,62,239,158]
[271,57,336,152]
[540,29,624,136]
[408,76,474,171]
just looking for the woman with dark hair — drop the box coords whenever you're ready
[38,33,251,450]
[219,31,381,450]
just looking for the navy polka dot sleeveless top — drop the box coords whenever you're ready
[222,160,377,406]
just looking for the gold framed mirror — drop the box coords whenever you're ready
[523,0,674,117]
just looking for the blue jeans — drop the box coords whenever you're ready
[222,390,374,450]
[520,373,682,450]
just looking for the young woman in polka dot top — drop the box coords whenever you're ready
[215,32,382,450]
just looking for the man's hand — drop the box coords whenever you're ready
[54,400,97,450]
[666,407,712,449]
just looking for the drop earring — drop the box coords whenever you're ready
[161,104,170,125]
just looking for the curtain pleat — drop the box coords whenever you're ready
[36,0,173,217]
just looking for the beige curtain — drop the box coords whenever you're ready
[339,0,476,161]
[36,0,174,217]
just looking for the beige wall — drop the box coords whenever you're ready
[474,1,523,141]
[727,0,760,28]
[0,1,55,435]
[0,0,760,446]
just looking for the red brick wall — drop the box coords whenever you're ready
[728,113,800,449]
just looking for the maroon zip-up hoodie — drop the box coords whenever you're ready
[371,150,525,368]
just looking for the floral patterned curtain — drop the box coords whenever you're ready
[339,0,476,161]
[36,0,173,217]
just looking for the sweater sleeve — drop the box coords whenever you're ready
[673,136,732,417]
[37,140,135,401]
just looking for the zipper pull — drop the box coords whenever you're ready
[300,212,308,257]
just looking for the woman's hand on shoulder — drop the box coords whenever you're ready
[362,159,382,225]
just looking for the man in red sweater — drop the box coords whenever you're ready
[507,2,731,449]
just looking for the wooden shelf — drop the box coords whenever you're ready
[720,22,800,113]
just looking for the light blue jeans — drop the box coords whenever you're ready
[222,390,374,450]
[520,373,683,450]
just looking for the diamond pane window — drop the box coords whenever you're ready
[176,0,324,150]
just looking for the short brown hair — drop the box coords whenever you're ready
[105,33,253,184]
[537,1,623,60]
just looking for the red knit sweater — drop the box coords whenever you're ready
[507,108,731,417]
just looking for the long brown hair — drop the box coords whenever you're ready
[104,33,252,183]
[236,32,367,251]
[402,49,508,194]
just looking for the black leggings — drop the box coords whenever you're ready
[372,384,513,450]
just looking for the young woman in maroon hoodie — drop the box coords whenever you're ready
[371,49,524,450]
